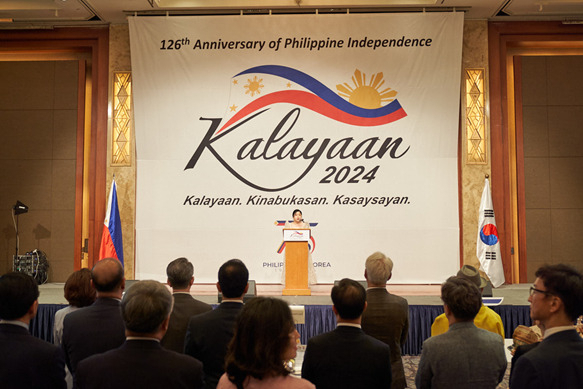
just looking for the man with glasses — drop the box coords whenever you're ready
[510,264,583,389]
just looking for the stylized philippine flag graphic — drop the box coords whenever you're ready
[218,65,407,134]
[275,220,318,254]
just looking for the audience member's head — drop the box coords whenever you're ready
[331,278,367,320]
[533,264,583,322]
[441,276,482,322]
[91,258,124,294]
[121,280,173,336]
[365,251,393,285]
[225,297,298,386]
[0,272,39,321]
[64,268,96,308]
[218,259,249,298]
[166,257,194,290]
[456,264,487,290]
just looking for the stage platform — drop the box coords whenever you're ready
[33,283,532,356]
[38,282,532,306]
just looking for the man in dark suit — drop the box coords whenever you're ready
[62,258,126,375]
[302,278,392,389]
[161,257,212,353]
[184,259,249,389]
[415,276,506,388]
[75,280,204,388]
[0,272,66,389]
[361,251,409,389]
[510,264,583,389]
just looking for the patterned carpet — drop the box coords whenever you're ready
[403,356,510,388]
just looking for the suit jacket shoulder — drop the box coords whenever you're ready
[364,289,409,316]
[161,293,212,353]
[361,289,409,389]
[186,302,242,334]
[62,298,126,373]
[0,324,66,389]
[174,293,213,312]
[416,322,506,389]
[361,289,409,341]
[510,329,583,389]
[302,326,392,389]
[76,340,203,389]
[509,342,539,378]
[185,302,244,389]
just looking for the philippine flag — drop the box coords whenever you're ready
[476,178,504,287]
[99,178,124,265]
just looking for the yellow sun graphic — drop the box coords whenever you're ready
[244,76,264,97]
[336,69,398,109]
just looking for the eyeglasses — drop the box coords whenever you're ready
[529,286,552,297]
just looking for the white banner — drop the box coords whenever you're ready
[129,13,463,284]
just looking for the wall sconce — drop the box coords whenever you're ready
[465,68,487,164]
[112,72,132,166]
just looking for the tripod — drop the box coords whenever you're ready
[12,200,28,271]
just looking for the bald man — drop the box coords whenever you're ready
[62,258,126,375]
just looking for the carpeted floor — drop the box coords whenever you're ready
[403,356,510,388]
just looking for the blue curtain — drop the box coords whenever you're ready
[31,303,67,344]
[298,305,337,345]
[402,305,445,355]
[35,303,531,355]
[492,305,532,338]
[293,305,531,355]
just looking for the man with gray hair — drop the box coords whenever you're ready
[361,251,409,389]
[415,276,506,388]
[161,257,212,353]
[75,280,204,389]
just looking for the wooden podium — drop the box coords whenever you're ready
[282,228,311,296]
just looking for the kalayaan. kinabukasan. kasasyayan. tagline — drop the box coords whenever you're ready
[182,194,410,208]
